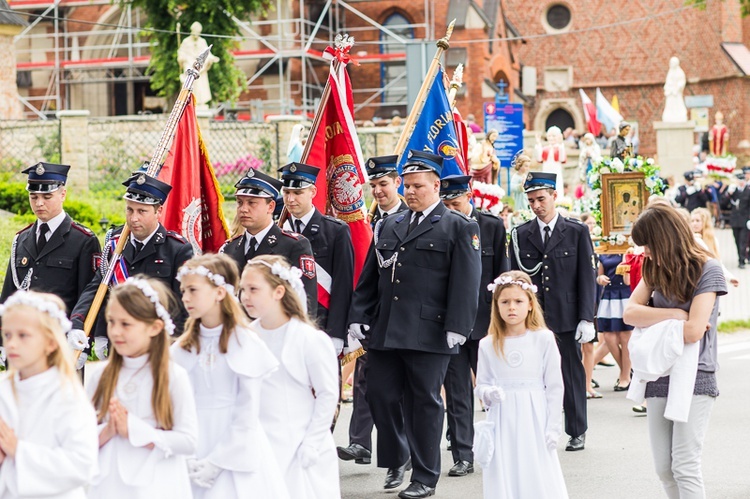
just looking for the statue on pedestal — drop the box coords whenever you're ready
[535,126,566,193]
[578,132,602,184]
[662,57,688,123]
[470,129,500,184]
[709,111,729,157]
[178,22,220,109]
[610,121,633,161]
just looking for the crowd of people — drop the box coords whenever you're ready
[0,144,738,498]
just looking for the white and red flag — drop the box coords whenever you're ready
[303,38,372,290]
[579,89,601,136]
[159,95,230,254]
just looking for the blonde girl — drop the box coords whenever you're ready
[171,254,288,498]
[240,255,340,499]
[0,291,98,498]
[86,276,198,499]
[474,271,568,499]
[691,207,739,287]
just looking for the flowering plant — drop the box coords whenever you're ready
[585,155,664,225]
[214,154,264,178]
[487,275,538,293]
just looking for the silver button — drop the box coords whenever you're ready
[429,243,434,247]
[545,287,549,291]
[544,254,548,259]
[394,296,399,301]
[545,276,549,281]
[395,279,400,284]
[564,251,568,256]
[397,263,402,267]
[544,265,549,270]
[400,247,405,251]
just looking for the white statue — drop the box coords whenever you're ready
[535,126,566,193]
[578,132,602,184]
[662,56,688,122]
[178,22,220,109]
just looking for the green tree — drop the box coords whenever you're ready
[686,0,750,17]
[129,0,272,104]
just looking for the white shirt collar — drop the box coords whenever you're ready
[37,210,66,238]
[291,207,316,231]
[245,220,275,252]
[537,212,560,234]
[379,202,403,217]
[412,199,441,221]
[130,225,159,247]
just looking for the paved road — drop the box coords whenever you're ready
[336,333,750,498]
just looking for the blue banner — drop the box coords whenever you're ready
[397,67,464,179]
[483,102,524,168]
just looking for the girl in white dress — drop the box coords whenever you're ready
[87,277,198,499]
[0,291,98,499]
[240,255,340,499]
[474,271,568,499]
[171,254,288,498]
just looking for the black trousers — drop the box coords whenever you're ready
[367,348,451,488]
[556,331,588,438]
[732,227,749,263]
[348,352,374,450]
[444,339,480,463]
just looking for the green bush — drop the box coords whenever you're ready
[0,183,31,215]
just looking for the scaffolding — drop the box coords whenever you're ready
[8,0,430,120]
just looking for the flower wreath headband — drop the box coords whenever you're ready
[0,290,72,333]
[246,260,308,314]
[176,266,237,298]
[125,277,176,336]
[487,275,538,294]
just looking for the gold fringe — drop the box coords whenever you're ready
[340,347,365,366]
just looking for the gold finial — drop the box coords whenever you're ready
[437,20,456,50]
[446,19,456,40]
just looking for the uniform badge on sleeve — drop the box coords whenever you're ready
[472,234,480,251]
[299,255,316,279]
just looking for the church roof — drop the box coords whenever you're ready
[0,0,28,27]
[721,42,750,76]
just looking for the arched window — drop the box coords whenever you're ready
[545,108,575,132]
[380,13,413,108]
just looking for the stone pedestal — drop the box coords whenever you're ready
[653,121,696,180]
[56,110,90,192]
[0,26,25,119]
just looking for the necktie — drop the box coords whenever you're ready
[294,219,304,234]
[407,212,423,235]
[245,236,257,260]
[37,223,49,253]
[133,240,144,254]
[543,226,551,248]
[382,212,389,219]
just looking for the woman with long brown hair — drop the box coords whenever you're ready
[623,204,727,498]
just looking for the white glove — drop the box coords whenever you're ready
[347,323,369,341]
[331,337,345,355]
[297,443,318,469]
[74,351,86,370]
[746,219,750,231]
[446,331,466,348]
[67,329,88,351]
[188,459,222,488]
[482,386,505,407]
[729,184,737,194]
[545,432,559,451]
[93,337,109,360]
[575,320,596,343]
[686,185,697,195]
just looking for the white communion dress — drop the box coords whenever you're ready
[171,323,290,499]
[253,317,341,499]
[0,367,99,499]
[85,355,198,499]
[474,330,569,499]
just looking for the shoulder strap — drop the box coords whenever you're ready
[511,227,543,277]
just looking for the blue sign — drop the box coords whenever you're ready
[483,102,524,168]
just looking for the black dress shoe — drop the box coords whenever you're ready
[336,443,371,464]
[565,434,585,451]
[448,460,474,476]
[398,481,436,498]
[384,458,411,489]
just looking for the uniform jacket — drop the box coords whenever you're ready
[1,214,101,315]
[70,224,193,336]
[510,216,596,334]
[290,209,354,341]
[369,200,408,228]
[349,202,482,354]
[470,208,508,339]
[727,186,750,228]
[674,185,709,212]
[220,223,318,318]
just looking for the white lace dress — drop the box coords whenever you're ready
[474,330,568,499]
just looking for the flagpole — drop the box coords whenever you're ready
[79,47,213,347]
[393,20,455,159]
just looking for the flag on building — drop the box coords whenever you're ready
[397,67,467,176]
[596,88,624,136]
[159,96,229,254]
[302,40,372,286]
[579,89,601,136]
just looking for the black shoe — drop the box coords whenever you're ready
[384,458,411,489]
[632,404,647,414]
[591,379,600,388]
[398,481,436,498]
[565,434,585,451]
[448,460,474,477]
[740,262,746,269]
[336,443,371,464]
[597,361,615,367]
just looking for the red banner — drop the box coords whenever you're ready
[159,96,229,254]
[304,45,373,284]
